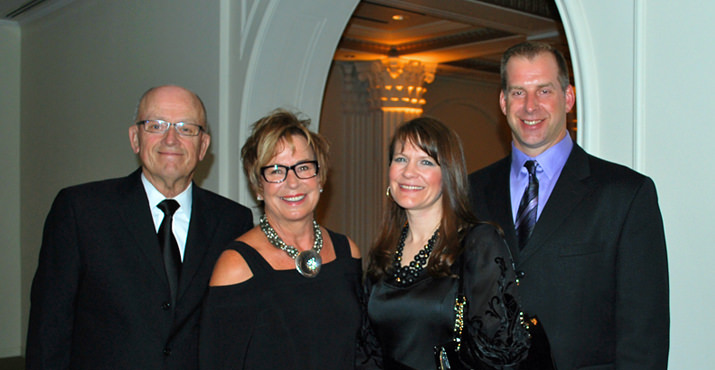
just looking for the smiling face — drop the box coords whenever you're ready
[129,85,210,197]
[500,52,575,157]
[388,140,443,216]
[260,135,321,225]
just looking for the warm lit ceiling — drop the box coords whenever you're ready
[335,0,569,77]
[2,0,569,77]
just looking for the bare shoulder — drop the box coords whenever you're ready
[209,229,262,286]
[209,249,254,286]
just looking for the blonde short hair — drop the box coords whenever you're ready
[241,109,329,195]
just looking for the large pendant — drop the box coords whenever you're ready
[295,249,322,278]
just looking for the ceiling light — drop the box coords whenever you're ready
[392,14,404,21]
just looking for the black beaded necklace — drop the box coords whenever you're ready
[392,224,439,286]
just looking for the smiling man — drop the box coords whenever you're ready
[26,85,253,369]
[468,42,669,369]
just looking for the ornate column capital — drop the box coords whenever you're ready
[354,59,436,110]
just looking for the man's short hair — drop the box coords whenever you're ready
[500,41,571,91]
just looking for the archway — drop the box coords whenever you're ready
[219,0,360,209]
[308,1,581,247]
[223,0,586,208]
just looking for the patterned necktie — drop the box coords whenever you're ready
[515,160,538,249]
[157,199,181,306]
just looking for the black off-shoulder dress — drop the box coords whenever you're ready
[199,230,363,370]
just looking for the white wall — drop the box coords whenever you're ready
[642,2,715,367]
[219,0,359,210]
[559,1,715,367]
[0,20,22,358]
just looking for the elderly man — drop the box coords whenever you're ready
[26,85,253,369]
[469,42,669,369]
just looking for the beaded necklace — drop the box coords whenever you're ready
[259,214,323,278]
[392,224,439,285]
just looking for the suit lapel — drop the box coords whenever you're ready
[177,186,215,300]
[519,144,592,263]
[483,157,520,259]
[117,170,167,281]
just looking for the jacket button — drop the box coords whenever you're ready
[516,270,526,278]
[162,302,171,310]
[163,348,172,356]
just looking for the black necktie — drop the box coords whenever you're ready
[157,199,181,306]
[515,160,538,249]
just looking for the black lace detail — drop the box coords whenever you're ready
[469,256,530,367]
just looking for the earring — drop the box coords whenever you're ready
[257,195,263,201]
[386,186,391,198]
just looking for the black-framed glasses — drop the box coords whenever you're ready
[260,160,319,183]
[136,119,205,137]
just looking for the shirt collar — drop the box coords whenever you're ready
[141,173,193,211]
[511,133,573,180]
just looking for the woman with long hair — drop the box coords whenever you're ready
[364,117,529,369]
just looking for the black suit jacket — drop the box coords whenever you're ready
[468,144,669,370]
[26,169,253,370]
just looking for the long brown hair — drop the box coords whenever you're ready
[367,117,479,281]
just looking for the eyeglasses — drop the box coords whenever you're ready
[260,160,319,183]
[136,119,205,137]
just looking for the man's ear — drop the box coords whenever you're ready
[565,85,576,112]
[129,125,140,154]
[198,133,211,161]
[499,90,507,115]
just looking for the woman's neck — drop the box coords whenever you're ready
[405,208,441,244]
[264,214,316,251]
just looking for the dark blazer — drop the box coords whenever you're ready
[468,144,669,370]
[26,169,253,370]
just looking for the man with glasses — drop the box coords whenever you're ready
[26,85,253,369]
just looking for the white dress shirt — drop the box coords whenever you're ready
[141,173,192,261]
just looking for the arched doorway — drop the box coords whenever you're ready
[222,0,585,196]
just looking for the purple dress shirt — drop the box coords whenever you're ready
[510,133,573,223]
